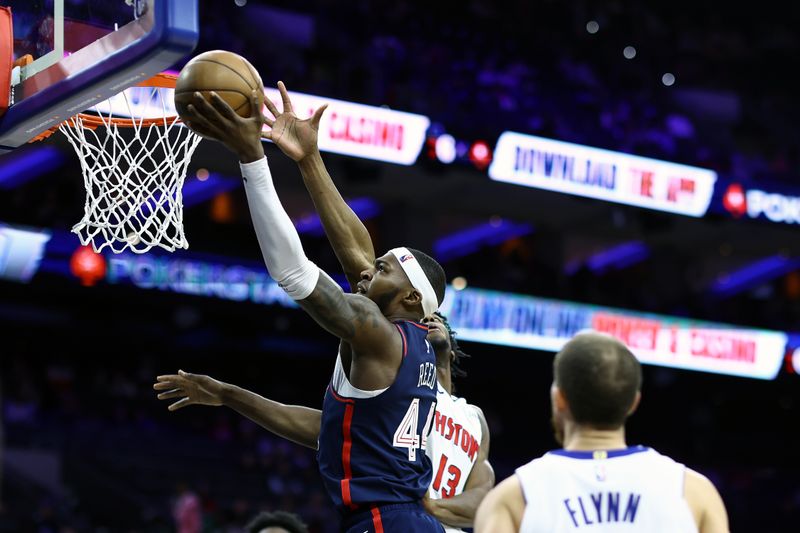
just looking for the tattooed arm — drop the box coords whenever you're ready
[298,274,401,373]
[297,273,402,389]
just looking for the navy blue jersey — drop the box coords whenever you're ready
[341,502,444,533]
[318,320,438,512]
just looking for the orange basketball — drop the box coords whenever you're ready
[174,50,264,120]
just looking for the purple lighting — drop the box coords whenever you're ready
[181,173,241,208]
[434,219,534,262]
[137,172,240,217]
[710,255,800,298]
[0,146,66,189]
[294,198,381,236]
[566,240,649,275]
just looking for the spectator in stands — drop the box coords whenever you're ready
[173,482,202,533]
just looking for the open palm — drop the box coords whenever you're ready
[153,370,225,411]
[263,81,328,162]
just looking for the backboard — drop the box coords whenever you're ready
[0,0,198,153]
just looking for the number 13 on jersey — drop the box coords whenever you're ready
[432,454,462,498]
[393,399,437,461]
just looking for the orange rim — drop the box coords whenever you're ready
[28,73,182,141]
[68,114,182,129]
[136,72,177,88]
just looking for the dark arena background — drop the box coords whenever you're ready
[1,1,799,531]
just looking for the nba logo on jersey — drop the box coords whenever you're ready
[595,464,607,482]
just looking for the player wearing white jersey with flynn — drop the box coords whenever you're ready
[155,82,493,530]
[475,332,729,533]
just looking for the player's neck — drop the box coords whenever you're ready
[381,301,424,323]
[563,425,628,451]
[384,311,423,323]
[436,363,452,395]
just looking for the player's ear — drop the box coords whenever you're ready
[552,384,569,413]
[627,391,642,416]
[404,288,423,307]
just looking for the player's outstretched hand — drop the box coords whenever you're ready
[263,81,328,163]
[183,90,266,163]
[153,370,225,411]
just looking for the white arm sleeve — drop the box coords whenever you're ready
[240,157,320,300]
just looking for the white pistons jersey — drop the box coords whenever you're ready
[426,383,483,533]
[516,446,697,533]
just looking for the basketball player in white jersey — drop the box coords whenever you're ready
[474,332,729,533]
[422,312,493,532]
[155,82,493,530]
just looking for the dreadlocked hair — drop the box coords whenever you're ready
[435,311,470,380]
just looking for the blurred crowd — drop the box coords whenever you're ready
[201,0,799,186]
[1,336,337,533]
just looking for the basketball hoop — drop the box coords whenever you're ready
[37,73,203,254]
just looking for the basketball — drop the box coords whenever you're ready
[174,50,264,120]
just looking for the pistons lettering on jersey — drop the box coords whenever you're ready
[434,411,480,460]
[418,362,436,389]
[563,492,641,528]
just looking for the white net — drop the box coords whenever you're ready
[59,83,202,254]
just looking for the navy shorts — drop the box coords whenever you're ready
[341,502,444,533]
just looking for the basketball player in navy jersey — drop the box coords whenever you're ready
[475,332,729,533]
[254,76,494,531]
[155,311,491,532]
[179,83,445,532]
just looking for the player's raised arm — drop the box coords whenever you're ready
[264,81,375,290]
[152,370,321,449]
[181,91,400,362]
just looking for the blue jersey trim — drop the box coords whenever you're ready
[548,445,650,459]
[402,320,429,331]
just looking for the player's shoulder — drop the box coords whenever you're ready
[683,467,718,497]
[466,401,485,418]
[515,453,554,478]
[683,467,729,531]
[446,390,483,416]
[449,394,487,425]
[346,291,387,315]
[638,446,687,469]
[340,291,400,335]
[468,403,489,432]
[475,474,526,532]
